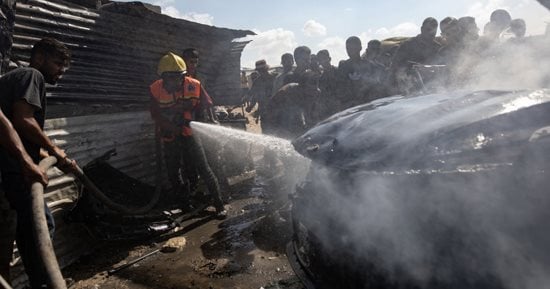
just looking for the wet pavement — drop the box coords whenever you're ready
[63,180,304,289]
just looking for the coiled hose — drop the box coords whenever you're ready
[32,156,66,289]
[72,135,163,215]
[30,137,164,288]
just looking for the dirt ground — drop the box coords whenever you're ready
[62,109,305,289]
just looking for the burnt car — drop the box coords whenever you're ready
[287,89,550,289]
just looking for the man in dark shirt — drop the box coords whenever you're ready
[246,59,276,133]
[316,49,340,117]
[338,36,369,107]
[263,70,320,139]
[390,17,441,94]
[0,37,77,288]
[0,108,48,282]
[0,109,47,185]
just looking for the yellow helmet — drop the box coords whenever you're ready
[157,52,187,76]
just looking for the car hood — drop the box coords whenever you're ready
[292,89,550,172]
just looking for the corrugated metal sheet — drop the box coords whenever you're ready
[11,0,254,113]
[6,1,254,287]
[10,110,157,289]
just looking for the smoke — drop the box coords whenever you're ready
[306,160,550,288]
[293,85,550,289]
[449,36,550,91]
[292,11,550,283]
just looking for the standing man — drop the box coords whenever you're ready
[272,53,294,95]
[316,49,340,117]
[150,52,226,218]
[390,17,441,95]
[338,36,369,107]
[285,46,311,84]
[246,59,276,133]
[181,48,219,192]
[0,37,78,288]
[264,70,319,140]
[181,48,218,124]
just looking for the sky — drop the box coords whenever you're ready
[120,0,550,69]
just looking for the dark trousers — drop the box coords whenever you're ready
[163,135,224,210]
[1,172,55,289]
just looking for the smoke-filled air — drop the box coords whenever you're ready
[282,5,550,289]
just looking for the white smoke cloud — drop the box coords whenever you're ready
[240,28,297,69]
[152,0,214,25]
[303,20,328,37]
[467,0,549,35]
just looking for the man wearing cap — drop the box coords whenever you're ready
[245,59,276,133]
[150,52,226,218]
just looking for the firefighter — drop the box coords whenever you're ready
[149,52,226,218]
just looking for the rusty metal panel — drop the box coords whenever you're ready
[10,0,254,110]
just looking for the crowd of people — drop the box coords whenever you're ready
[242,9,550,140]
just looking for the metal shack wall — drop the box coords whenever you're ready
[7,0,252,287]
[9,111,156,289]
[11,0,252,111]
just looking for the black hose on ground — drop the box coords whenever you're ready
[71,135,163,215]
[29,138,165,287]
[32,156,66,289]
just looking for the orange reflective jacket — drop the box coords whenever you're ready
[150,77,201,139]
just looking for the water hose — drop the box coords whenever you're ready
[0,274,13,289]
[29,137,165,287]
[71,135,163,215]
[32,156,66,289]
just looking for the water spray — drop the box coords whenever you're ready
[190,121,310,191]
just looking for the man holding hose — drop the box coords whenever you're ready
[0,37,78,288]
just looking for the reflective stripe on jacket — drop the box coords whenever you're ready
[150,77,201,138]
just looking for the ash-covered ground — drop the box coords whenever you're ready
[63,111,305,289]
